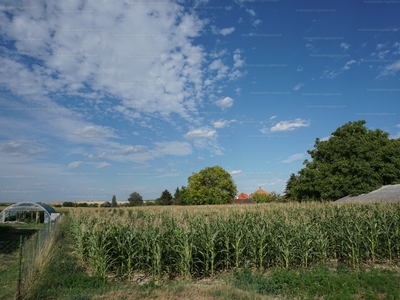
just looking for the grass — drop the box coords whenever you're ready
[0,223,44,300]
[0,251,19,300]
[24,215,122,300]
[232,264,400,299]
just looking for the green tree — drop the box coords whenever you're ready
[182,165,238,205]
[111,195,117,207]
[173,186,187,205]
[100,201,111,207]
[252,193,270,203]
[284,173,299,201]
[285,120,400,201]
[155,189,173,205]
[127,192,143,206]
[173,187,181,204]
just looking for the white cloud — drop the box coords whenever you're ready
[152,141,193,156]
[184,128,217,139]
[67,161,83,169]
[340,43,350,51]
[246,9,256,16]
[305,43,314,50]
[282,153,306,163]
[377,60,400,77]
[270,119,310,132]
[252,19,262,27]
[233,51,245,68]
[372,50,390,60]
[213,119,236,128]
[0,141,47,157]
[96,162,111,169]
[321,60,357,79]
[219,27,235,36]
[215,96,234,109]
[343,60,357,70]
[230,170,242,175]
[376,43,386,50]
[0,0,243,127]
[260,127,269,134]
[293,83,304,91]
[297,65,303,72]
[393,42,400,55]
[270,115,277,120]
[183,127,223,155]
[320,136,331,141]
[70,125,116,139]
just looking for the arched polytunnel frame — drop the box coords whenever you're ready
[0,202,59,223]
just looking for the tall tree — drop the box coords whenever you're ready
[127,192,143,206]
[111,195,117,207]
[173,187,181,204]
[283,173,299,201]
[181,165,237,205]
[285,120,400,201]
[155,189,173,205]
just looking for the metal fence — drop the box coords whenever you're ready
[0,216,62,299]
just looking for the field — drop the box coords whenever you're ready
[17,202,400,299]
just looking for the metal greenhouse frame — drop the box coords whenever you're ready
[0,202,59,223]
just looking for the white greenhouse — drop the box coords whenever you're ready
[0,202,60,223]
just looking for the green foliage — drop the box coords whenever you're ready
[100,201,111,207]
[252,193,270,203]
[173,187,181,204]
[180,165,238,205]
[285,120,400,201]
[252,192,286,203]
[128,192,143,206]
[172,186,187,205]
[155,189,173,205]
[111,195,117,207]
[62,201,75,207]
[233,264,400,299]
[77,202,88,207]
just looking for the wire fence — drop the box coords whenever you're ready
[0,215,62,300]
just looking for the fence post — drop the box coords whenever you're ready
[16,235,23,300]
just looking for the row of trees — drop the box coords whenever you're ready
[68,120,399,206]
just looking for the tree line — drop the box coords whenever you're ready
[60,120,400,206]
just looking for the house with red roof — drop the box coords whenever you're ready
[234,187,270,204]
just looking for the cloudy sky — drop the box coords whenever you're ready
[0,0,399,202]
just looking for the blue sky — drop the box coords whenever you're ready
[0,0,399,202]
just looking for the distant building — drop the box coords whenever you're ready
[237,192,249,200]
[234,187,270,204]
[249,187,270,198]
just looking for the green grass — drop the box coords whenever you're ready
[232,264,400,299]
[0,223,45,300]
[0,252,19,300]
[24,214,125,300]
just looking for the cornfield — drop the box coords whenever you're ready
[68,203,400,281]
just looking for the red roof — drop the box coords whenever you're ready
[249,187,270,198]
[237,192,249,200]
